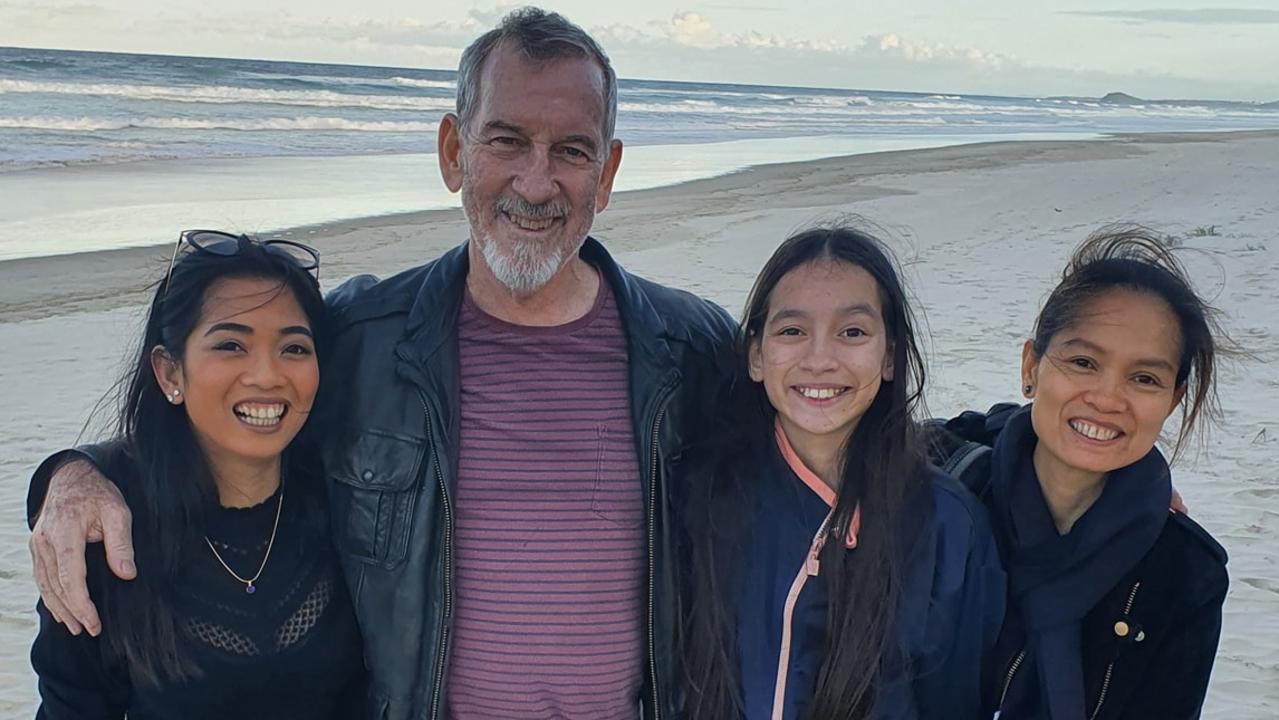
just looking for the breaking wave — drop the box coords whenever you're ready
[0,115,438,132]
[0,79,453,111]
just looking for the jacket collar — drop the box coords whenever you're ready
[581,238,680,385]
[402,241,469,363]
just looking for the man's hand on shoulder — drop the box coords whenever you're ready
[28,459,135,637]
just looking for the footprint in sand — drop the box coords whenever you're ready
[1239,577,1279,596]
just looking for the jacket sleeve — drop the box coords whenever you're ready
[1118,564,1227,719]
[27,441,130,529]
[912,490,1007,720]
[31,594,130,718]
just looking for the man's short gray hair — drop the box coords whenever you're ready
[455,7,618,142]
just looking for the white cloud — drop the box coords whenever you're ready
[666,10,719,48]
[603,11,1017,75]
[591,22,651,47]
[859,33,1014,71]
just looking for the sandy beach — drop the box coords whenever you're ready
[1,130,1276,717]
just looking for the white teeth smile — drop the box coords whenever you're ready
[797,387,847,400]
[1070,419,1120,441]
[506,214,558,231]
[234,403,286,427]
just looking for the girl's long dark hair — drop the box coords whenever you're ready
[681,225,931,718]
[99,238,328,685]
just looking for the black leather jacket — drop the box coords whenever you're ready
[318,238,735,719]
[989,510,1227,720]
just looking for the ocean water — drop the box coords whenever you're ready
[2,46,1277,260]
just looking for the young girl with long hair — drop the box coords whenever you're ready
[30,231,364,719]
[680,225,1005,719]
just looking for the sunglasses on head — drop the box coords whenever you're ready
[165,230,320,291]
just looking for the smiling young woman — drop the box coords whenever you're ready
[935,226,1230,720]
[151,276,320,507]
[1021,288,1187,534]
[29,233,365,720]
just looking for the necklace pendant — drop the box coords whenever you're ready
[245,582,256,595]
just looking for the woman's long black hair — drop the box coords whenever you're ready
[98,238,329,685]
[680,225,931,718]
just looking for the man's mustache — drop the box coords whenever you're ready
[494,197,569,219]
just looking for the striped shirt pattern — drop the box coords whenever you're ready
[445,284,645,719]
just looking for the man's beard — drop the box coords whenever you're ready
[476,196,584,295]
[479,233,575,295]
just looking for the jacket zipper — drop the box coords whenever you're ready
[997,648,1027,713]
[771,510,834,720]
[1090,581,1141,720]
[420,393,454,720]
[646,405,668,720]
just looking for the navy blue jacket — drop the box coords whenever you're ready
[733,440,1005,719]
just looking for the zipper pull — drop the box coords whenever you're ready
[806,552,820,576]
[807,513,834,576]
[805,530,827,576]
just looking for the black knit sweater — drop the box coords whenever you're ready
[31,480,366,720]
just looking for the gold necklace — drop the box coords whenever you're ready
[204,490,284,595]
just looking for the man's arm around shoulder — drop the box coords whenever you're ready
[28,444,134,637]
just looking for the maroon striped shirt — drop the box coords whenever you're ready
[446,283,644,719]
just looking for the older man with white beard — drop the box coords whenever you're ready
[26,7,735,720]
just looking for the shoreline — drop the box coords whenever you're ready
[4,127,1277,324]
[0,131,1102,263]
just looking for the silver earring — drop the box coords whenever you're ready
[169,389,181,402]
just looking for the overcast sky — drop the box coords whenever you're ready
[2,1,1277,100]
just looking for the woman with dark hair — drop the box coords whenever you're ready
[933,226,1229,720]
[30,231,364,719]
[680,226,1005,719]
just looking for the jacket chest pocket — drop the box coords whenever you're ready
[326,428,424,569]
